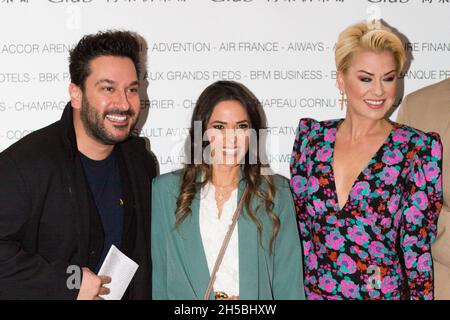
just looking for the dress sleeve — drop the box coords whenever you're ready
[400,131,443,300]
[289,118,314,278]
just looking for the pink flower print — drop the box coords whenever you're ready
[411,191,428,210]
[387,194,400,214]
[306,203,316,217]
[423,161,440,182]
[317,146,333,162]
[380,276,398,295]
[325,229,346,250]
[431,139,442,160]
[413,168,426,189]
[308,292,324,300]
[392,129,412,144]
[380,217,392,229]
[318,274,337,293]
[303,240,312,255]
[311,120,320,131]
[405,206,424,226]
[404,251,418,269]
[402,235,418,248]
[340,278,360,299]
[417,253,432,273]
[347,225,370,246]
[307,176,320,194]
[350,182,371,201]
[313,199,326,213]
[306,253,318,270]
[379,166,400,185]
[291,175,307,195]
[324,128,337,142]
[382,149,404,166]
[337,253,357,274]
[368,241,387,258]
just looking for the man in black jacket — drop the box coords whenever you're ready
[0,31,157,299]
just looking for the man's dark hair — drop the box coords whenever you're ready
[69,30,141,90]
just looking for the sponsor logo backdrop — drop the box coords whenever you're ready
[1,0,449,177]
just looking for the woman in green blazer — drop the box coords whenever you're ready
[151,81,305,300]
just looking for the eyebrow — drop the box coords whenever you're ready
[95,79,139,87]
[356,70,397,76]
[210,120,249,124]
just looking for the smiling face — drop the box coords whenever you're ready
[337,50,398,121]
[205,100,251,167]
[73,55,141,145]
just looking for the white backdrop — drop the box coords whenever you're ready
[1,0,449,177]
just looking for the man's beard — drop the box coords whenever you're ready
[80,97,137,145]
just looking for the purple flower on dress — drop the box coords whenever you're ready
[307,176,320,194]
[423,161,440,182]
[313,199,327,213]
[347,225,370,246]
[306,203,316,217]
[402,234,418,248]
[411,191,428,210]
[291,175,307,195]
[368,241,387,258]
[325,229,346,250]
[340,278,360,299]
[382,149,404,166]
[417,253,432,273]
[308,292,324,300]
[317,146,333,162]
[414,168,426,189]
[324,128,337,142]
[392,129,412,144]
[404,251,418,269]
[318,274,337,293]
[405,206,425,225]
[431,139,442,159]
[387,194,400,214]
[379,166,400,185]
[350,182,371,201]
[306,253,318,270]
[380,276,398,295]
[337,253,357,274]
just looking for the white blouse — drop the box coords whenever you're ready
[199,182,239,297]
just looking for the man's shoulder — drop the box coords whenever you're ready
[405,78,450,105]
[0,121,62,162]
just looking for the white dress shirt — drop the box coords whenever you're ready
[199,182,239,297]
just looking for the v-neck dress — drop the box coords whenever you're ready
[290,118,443,300]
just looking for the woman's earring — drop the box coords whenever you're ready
[340,91,345,111]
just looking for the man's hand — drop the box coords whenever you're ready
[76,267,111,300]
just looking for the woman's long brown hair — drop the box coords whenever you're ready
[175,81,280,253]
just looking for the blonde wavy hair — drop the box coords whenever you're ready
[335,21,406,74]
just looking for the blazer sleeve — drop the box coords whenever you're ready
[400,132,443,300]
[272,178,306,300]
[0,154,78,300]
[396,94,412,125]
[151,178,168,300]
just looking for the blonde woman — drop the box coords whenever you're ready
[152,81,305,300]
[290,22,443,300]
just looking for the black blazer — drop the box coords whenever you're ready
[0,103,157,299]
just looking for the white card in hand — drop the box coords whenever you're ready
[97,245,139,300]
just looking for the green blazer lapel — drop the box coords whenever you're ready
[177,185,212,300]
[237,179,259,300]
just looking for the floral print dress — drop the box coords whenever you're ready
[290,118,443,300]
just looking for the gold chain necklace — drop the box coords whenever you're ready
[213,179,239,201]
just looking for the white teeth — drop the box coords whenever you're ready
[365,100,384,105]
[223,148,238,155]
[106,114,127,122]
